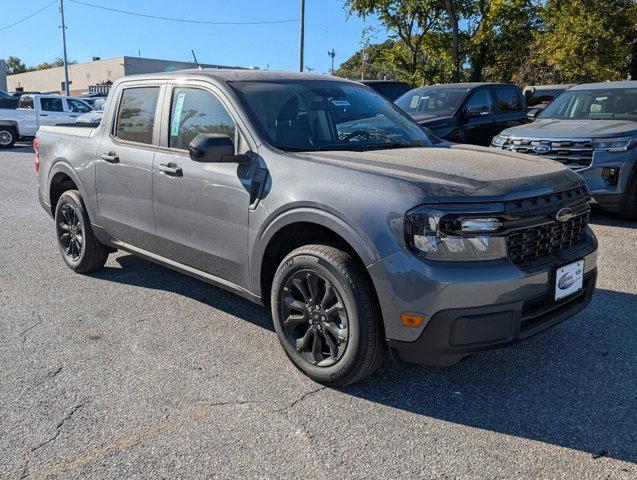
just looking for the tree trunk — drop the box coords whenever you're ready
[632,38,637,81]
[445,0,460,82]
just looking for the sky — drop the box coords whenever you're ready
[0,0,387,73]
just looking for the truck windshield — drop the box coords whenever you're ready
[395,87,468,116]
[539,88,637,121]
[229,80,433,151]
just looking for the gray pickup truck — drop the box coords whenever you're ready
[492,81,637,219]
[35,70,598,385]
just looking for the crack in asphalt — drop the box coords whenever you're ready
[30,404,84,454]
[276,385,327,413]
[19,312,43,344]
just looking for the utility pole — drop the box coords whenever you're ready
[299,0,305,72]
[328,49,335,75]
[59,0,70,95]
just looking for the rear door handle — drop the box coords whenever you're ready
[158,163,182,176]
[101,152,119,163]
[40,114,48,117]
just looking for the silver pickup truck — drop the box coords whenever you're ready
[35,70,598,385]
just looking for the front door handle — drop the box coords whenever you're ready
[69,115,77,118]
[158,163,182,176]
[101,152,119,163]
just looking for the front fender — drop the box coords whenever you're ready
[248,204,388,296]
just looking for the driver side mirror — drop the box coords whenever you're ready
[188,133,250,164]
[465,105,490,118]
[527,108,541,121]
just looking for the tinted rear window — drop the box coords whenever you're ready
[115,87,159,144]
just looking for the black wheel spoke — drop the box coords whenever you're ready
[296,328,314,352]
[306,273,319,303]
[320,283,334,308]
[284,295,306,312]
[284,314,306,327]
[325,302,343,317]
[292,278,311,303]
[325,322,348,342]
[323,331,338,359]
[57,204,83,262]
[311,332,322,363]
[58,222,70,231]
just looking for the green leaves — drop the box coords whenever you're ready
[342,0,637,85]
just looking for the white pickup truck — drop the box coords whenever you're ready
[0,94,92,148]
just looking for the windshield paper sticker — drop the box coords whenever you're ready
[331,99,350,107]
[409,96,420,108]
[171,92,186,136]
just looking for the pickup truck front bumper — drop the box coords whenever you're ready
[368,229,598,366]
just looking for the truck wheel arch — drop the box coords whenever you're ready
[48,162,91,215]
[252,207,380,303]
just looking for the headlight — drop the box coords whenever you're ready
[404,206,507,261]
[593,138,636,152]
[491,135,507,147]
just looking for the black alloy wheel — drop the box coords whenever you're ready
[280,270,349,367]
[57,203,84,262]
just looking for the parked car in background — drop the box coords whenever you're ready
[524,84,574,114]
[0,90,19,110]
[360,80,411,101]
[395,83,527,146]
[491,81,637,218]
[35,69,597,385]
[0,94,92,147]
[75,101,104,124]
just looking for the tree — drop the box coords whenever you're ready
[335,40,398,79]
[345,0,447,84]
[516,0,637,84]
[5,56,27,75]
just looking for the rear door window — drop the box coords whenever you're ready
[114,87,160,145]
[494,87,521,112]
[40,97,64,112]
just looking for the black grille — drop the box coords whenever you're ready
[507,213,588,264]
[505,185,590,217]
[501,138,593,170]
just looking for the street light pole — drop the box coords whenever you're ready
[59,0,70,95]
[299,0,305,72]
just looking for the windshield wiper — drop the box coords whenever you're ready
[360,142,418,151]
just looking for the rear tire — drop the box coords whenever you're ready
[271,244,385,386]
[0,126,17,148]
[619,173,637,220]
[55,190,109,273]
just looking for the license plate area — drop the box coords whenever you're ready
[554,260,584,301]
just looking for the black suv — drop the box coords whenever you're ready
[395,83,528,146]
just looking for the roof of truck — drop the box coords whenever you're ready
[127,68,352,83]
[571,80,637,90]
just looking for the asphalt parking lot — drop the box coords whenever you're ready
[1,144,635,479]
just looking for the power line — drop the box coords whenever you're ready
[68,0,299,25]
[0,0,57,32]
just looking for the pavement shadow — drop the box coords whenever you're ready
[4,143,35,154]
[342,288,637,464]
[90,253,273,332]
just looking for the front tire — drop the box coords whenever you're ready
[55,190,109,273]
[0,126,17,148]
[271,245,385,386]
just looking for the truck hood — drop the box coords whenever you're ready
[501,119,637,139]
[292,144,583,201]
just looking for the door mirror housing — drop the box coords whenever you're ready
[465,105,490,118]
[527,108,541,121]
[189,133,235,163]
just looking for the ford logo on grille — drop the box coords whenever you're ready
[556,207,574,223]
[532,144,551,153]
